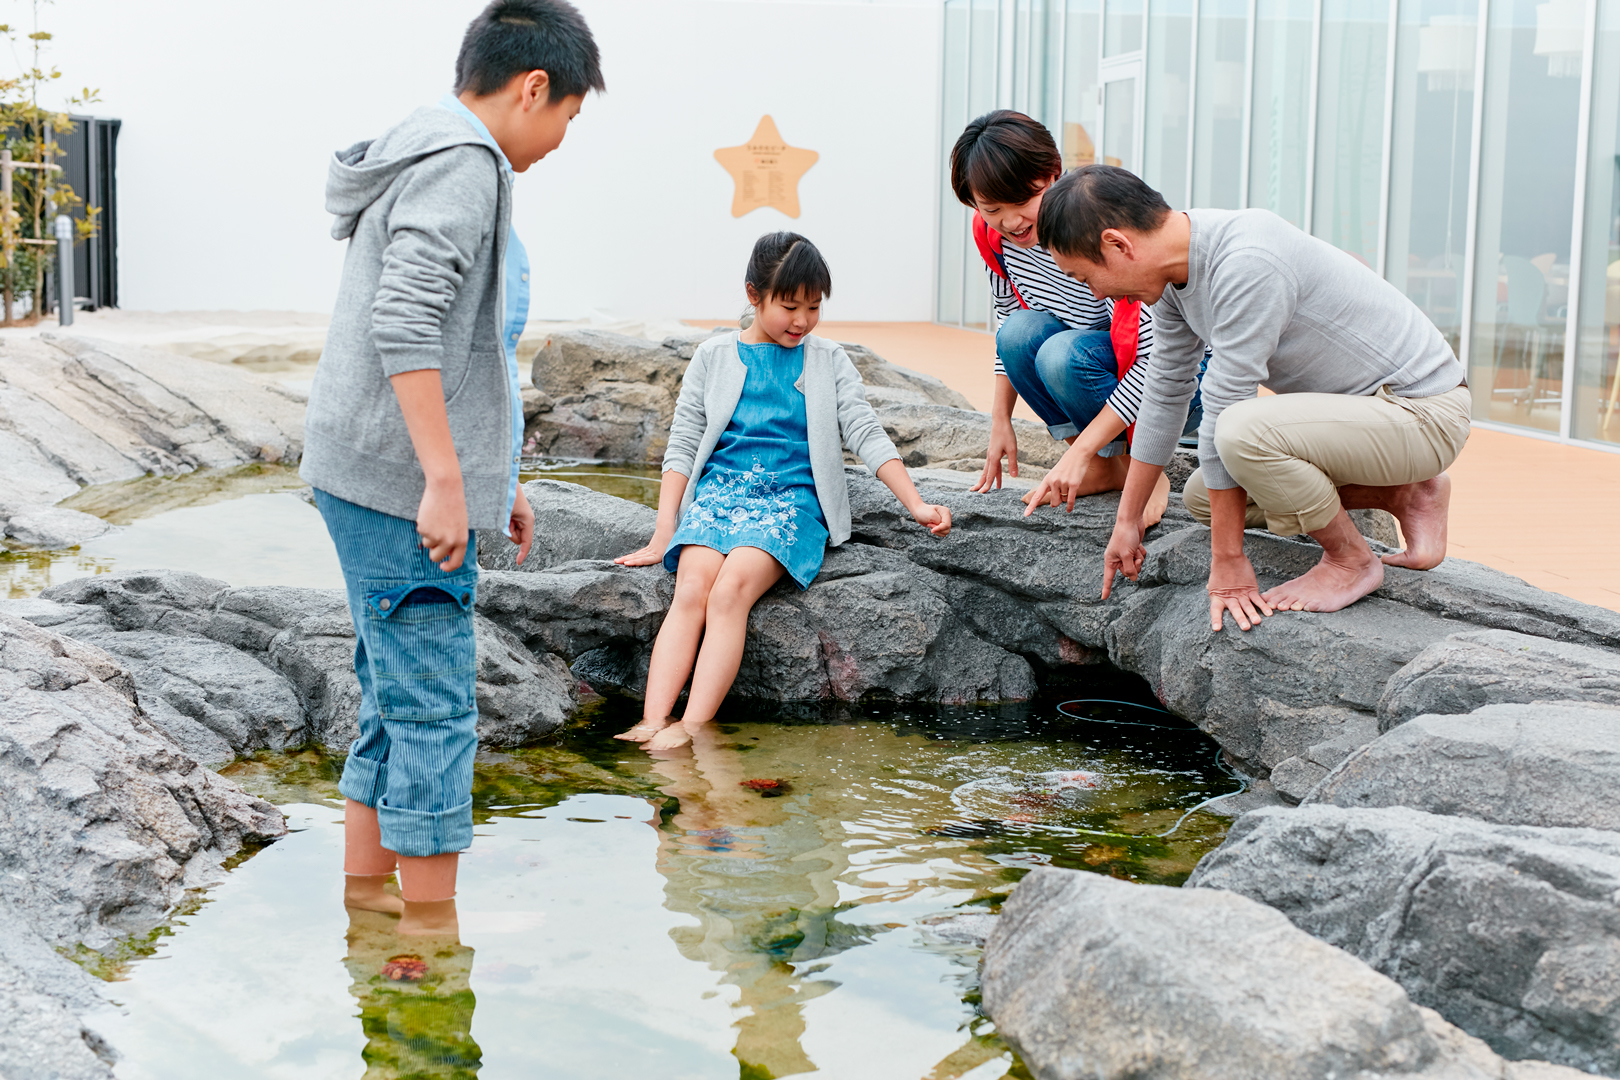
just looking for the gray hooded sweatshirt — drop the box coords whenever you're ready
[301,106,515,529]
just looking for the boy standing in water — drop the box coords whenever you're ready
[301,0,603,935]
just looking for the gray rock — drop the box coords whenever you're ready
[841,342,975,411]
[1187,804,1620,1073]
[917,911,997,948]
[983,866,1583,1080]
[0,336,302,507]
[1379,629,1620,731]
[478,479,657,573]
[2,504,112,549]
[0,901,115,1080]
[1307,702,1620,830]
[873,402,1065,470]
[0,615,286,950]
[22,572,575,753]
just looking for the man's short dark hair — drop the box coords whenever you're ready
[949,110,1063,208]
[454,0,605,101]
[1037,165,1173,261]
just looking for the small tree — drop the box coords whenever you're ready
[0,0,98,325]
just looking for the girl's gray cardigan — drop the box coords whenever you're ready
[661,332,901,547]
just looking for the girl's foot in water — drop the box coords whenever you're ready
[646,721,694,752]
[614,717,673,742]
[344,874,404,915]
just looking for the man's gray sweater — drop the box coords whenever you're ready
[1133,208,1467,490]
[301,106,515,528]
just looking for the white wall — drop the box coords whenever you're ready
[40,0,943,320]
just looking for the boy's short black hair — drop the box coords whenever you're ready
[746,232,832,302]
[950,110,1063,208]
[454,0,605,101]
[1037,165,1173,261]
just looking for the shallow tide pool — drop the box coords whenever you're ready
[90,694,1236,1080]
[6,462,1236,1078]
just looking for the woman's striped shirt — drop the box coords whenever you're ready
[988,241,1153,424]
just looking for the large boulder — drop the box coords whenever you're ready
[479,478,658,573]
[982,866,1584,1080]
[1378,629,1620,731]
[9,570,576,754]
[0,335,303,507]
[0,902,116,1080]
[1,504,113,549]
[523,329,980,464]
[1306,702,1620,830]
[1187,804,1620,1074]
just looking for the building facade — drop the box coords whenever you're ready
[937,0,1620,451]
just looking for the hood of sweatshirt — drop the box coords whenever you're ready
[326,105,497,241]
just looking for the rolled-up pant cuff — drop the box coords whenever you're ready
[377,796,474,858]
[339,742,386,807]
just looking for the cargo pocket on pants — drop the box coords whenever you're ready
[360,571,478,722]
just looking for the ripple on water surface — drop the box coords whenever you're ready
[88,691,1236,1080]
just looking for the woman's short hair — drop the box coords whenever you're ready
[949,110,1063,208]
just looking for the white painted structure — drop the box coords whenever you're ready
[41,0,944,321]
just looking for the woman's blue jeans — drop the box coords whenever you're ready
[313,489,480,858]
[997,308,1203,453]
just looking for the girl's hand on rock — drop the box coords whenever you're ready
[914,503,953,537]
[616,532,671,566]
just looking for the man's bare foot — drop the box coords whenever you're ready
[614,718,672,742]
[344,873,404,915]
[1142,471,1171,529]
[398,898,459,937]
[646,721,694,752]
[1262,548,1385,612]
[1378,473,1451,570]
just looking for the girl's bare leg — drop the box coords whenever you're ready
[617,545,726,742]
[397,852,460,936]
[647,546,786,752]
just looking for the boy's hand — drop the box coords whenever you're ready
[1101,518,1146,599]
[508,487,535,566]
[913,503,953,537]
[616,528,673,567]
[417,477,469,572]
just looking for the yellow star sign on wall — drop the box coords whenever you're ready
[713,115,819,218]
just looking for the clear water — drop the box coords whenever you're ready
[8,461,1236,1078]
[88,694,1234,1080]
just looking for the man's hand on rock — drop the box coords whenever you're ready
[1101,520,1146,599]
[1208,552,1273,632]
[973,419,1019,493]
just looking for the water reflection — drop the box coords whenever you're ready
[344,908,481,1079]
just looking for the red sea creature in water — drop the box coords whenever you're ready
[739,778,791,797]
[382,955,428,982]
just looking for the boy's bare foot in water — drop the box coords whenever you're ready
[614,717,674,743]
[1262,509,1385,613]
[345,874,404,915]
[645,720,694,752]
[398,898,459,937]
[1342,474,1452,570]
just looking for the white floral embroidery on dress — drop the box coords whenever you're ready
[685,461,802,547]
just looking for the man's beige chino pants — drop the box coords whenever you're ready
[1180,384,1471,536]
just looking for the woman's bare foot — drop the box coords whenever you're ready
[614,718,673,743]
[1262,548,1385,613]
[344,874,404,915]
[398,898,459,937]
[1378,474,1451,570]
[646,721,694,752]
[1142,471,1171,529]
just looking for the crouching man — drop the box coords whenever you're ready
[1037,165,1470,630]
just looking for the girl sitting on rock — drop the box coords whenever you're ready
[614,232,953,751]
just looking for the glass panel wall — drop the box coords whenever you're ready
[1192,0,1251,207]
[1312,0,1390,266]
[1144,0,1196,207]
[1572,0,1620,443]
[1106,0,1147,52]
[1468,0,1583,432]
[1384,0,1479,354]
[935,0,1620,451]
[1249,0,1316,225]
